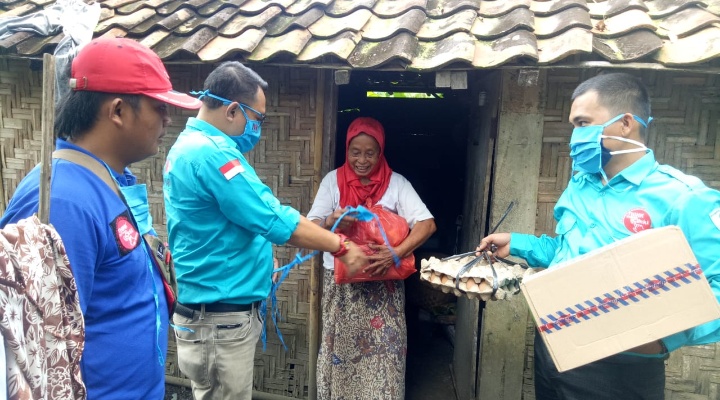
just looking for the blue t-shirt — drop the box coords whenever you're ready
[0,139,169,399]
[511,150,720,352]
[164,117,300,305]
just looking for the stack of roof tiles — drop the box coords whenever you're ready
[0,0,718,70]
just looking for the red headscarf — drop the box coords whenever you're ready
[337,117,393,208]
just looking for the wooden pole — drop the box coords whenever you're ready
[476,69,544,400]
[38,53,56,224]
[308,69,326,400]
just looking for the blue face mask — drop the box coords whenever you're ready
[101,162,154,235]
[190,89,266,153]
[569,114,651,175]
[230,107,262,153]
[119,183,153,235]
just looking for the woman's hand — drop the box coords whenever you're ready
[324,208,358,232]
[337,241,368,277]
[364,244,397,276]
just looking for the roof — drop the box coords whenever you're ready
[0,0,719,71]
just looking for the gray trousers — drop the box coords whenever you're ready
[173,306,262,400]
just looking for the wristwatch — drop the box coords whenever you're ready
[331,234,351,258]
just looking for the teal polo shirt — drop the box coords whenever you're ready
[511,150,720,352]
[164,118,300,305]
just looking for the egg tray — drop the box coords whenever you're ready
[419,255,536,301]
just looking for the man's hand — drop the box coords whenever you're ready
[364,244,396,276]
[325,208,358,232]
[337,241,368,277]
[628,340,666,354]
[476,233,511,258]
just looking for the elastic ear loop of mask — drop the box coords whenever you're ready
[601,136,648,156]
[598,114,652,189]
[189,89,232,105]
[190,90,265,130]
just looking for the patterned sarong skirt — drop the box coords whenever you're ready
[317,269,407,400]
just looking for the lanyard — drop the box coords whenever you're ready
[100,162,164,366]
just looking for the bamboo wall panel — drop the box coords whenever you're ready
[0,58,42,211]
[526,69,720,400]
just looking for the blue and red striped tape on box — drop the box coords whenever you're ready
[538,263,703,334]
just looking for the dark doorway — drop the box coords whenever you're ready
[336,71,472,400]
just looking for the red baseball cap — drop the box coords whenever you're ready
[69,37,201,109]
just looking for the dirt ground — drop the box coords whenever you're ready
[163,318,456,400]
[164,384,193,400]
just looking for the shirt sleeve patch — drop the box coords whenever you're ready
[711,207,720,231]
[110,210,140,255]
[220,159,245,180]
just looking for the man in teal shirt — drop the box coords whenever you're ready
[478,73,720,400]
[163,62,367,400]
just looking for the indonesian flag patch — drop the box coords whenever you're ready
[220,159,244,180]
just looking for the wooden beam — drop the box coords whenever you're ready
[436,71,468,89]
[38,53,55,224]
[320,74,338,177]
[454,296,480,399]
[8,55,720,76]
[308,69,326,400]
[451,71,468,89]
[454,70,501,399]
[313,71,326,194]
[436,71,452,87]
[309,70,338,400]
[334,70,350,85]
[477,69,545,400]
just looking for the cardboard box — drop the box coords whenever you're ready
[520,226,720,372]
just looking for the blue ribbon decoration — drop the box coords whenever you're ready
[260,205,401,350]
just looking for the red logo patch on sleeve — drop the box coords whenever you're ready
[623,208,652,233]
[111,211,140,255]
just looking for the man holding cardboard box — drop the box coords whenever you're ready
[477,73,720,400]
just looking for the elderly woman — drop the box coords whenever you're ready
[308,117,436,399]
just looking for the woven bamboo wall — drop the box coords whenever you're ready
[0,59,318,398]
[524,69,720,400]
[0,58,42,210]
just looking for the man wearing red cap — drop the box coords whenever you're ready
[0,37,201,399]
